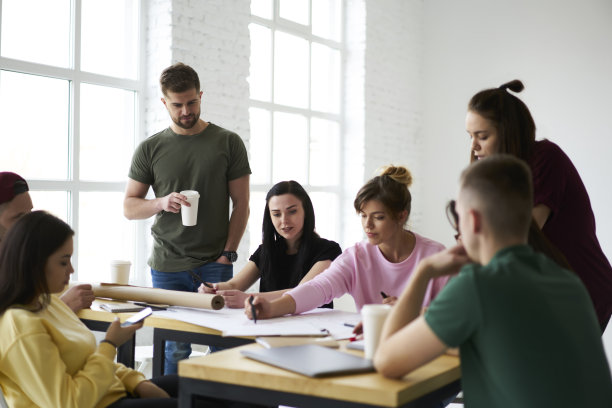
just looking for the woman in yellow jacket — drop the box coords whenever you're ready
[0,211,179,408]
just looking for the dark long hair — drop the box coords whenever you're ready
[259,181,319,289]
[0,211,74,314]
[468,79,536,163]
[528,219,573,271]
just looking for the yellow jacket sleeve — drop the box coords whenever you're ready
[2,330,122,407]
[113,361,147,394]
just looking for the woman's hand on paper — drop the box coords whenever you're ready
[216,289,248,308]
[244,294,296,320]
[244,295,270,320]
[352,321,363,336]
[104,318,142,347]
[382,296,397,306]
[134,380,170,398]
[197,282,217,294]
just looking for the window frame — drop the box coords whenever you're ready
[248,0,347,250]
[0,0,147,283]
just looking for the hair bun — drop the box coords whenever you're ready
[379,165,413,188]
[499,79,524,93]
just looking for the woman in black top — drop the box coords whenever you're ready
[198,181,341,308]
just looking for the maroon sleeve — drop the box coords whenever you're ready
[530,140,568,213]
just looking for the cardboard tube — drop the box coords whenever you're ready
[91,283,225,310]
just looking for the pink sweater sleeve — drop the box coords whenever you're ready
[286,235,449,314]
[285,248,358,314]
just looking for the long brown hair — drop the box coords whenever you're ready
[0,211,74,314]
[468,79,536,162]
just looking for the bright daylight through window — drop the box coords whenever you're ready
[0,0,141,283]
[248,0,344,255]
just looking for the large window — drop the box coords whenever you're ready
[248,0,344,254]
[0,0,142,283]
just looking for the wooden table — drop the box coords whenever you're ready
[178,343,461,408]
[78,299,253,375]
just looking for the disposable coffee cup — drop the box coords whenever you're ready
[180,190,200,226]
[110,260,131,285]
[361,304,392,360]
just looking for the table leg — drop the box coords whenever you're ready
[152,328,253,377]
[178,376,461,408]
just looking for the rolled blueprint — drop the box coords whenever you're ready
[91,283,225,310]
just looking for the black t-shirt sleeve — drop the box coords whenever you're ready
[248,245,264,268]
[308,238,342,268]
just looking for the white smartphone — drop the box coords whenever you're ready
[120,307,153,327]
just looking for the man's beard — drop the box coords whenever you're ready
[173,111,200,130]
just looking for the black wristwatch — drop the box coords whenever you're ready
[222,251,238,263]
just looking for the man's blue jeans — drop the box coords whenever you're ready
[151,262,233,374]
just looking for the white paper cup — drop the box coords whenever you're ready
[180,190,200,226]
[110,260,131,285]
[361,304,392,360]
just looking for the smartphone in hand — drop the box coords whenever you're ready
[121,307,153,327]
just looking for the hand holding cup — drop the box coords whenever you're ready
[179,190,200,226]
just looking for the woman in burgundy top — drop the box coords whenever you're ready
[464,79,612,331]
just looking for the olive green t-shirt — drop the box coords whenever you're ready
[128,123,251,272]
[425,245,612,408]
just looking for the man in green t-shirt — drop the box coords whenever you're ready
[124,63,251,374]
[374,155,611,407]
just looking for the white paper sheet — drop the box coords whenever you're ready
[153,307,361,338]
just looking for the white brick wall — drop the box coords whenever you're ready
[343,0,367,245]
[362,0,425,230]
[144,0,250,144]
[144,0,173,136]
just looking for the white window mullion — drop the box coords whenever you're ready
[0,0,142,284]
[70,0,80,277]
[135,0,148,285]
[250,0,345,246]
[306,0,313,185]
[337,0,347,245]
[269,13,276,184]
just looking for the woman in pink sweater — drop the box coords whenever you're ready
[245,166,448,319]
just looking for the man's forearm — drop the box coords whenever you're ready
[124,197,162,220]
[223,202,249,251]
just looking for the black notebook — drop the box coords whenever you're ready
[241,344,374,378]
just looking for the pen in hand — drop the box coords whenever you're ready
[380,291,389,299]
[189,270,215,290]
[249,295,257,324]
